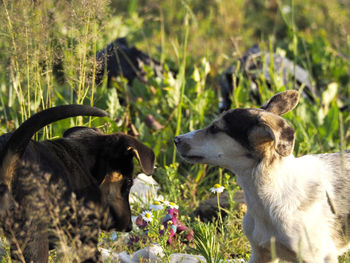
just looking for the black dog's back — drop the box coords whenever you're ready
[0,105,108,262]
[0,105,107,192]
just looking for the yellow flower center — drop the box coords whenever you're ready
[153,201,161,205]
[214,184,221,189]
[145,213,151,218]
[149,233,157,238]
[169,202,175,206]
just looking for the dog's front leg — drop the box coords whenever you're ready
[249,246,277,263]
[243,213,277,263]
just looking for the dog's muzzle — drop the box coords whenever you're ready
[126,221,133,232]
[0,184,8,197]
[174,136,202,162]
[174,136,190,154]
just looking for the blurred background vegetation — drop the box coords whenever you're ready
[0,0,349,261]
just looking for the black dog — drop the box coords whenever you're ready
[95,37,167,86]
[0,105,155,262]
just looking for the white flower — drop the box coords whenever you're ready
[282,5,291,14]
[149,200,164,211]
[141,210,154,222]
[210,184,225,193]
[166,201,179,209]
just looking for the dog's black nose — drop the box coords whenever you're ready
[125,222,133,232]
[0,184,8,197]
[174,136,181,145]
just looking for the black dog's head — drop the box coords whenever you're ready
[63,127,155,232]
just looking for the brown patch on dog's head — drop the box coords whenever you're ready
[248,114,296,157]
[100,172,124,184]
[110,172,123,182]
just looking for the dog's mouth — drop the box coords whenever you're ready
[101,205,133,232]
[181,155,204,162]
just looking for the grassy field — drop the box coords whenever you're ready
[0,0,349,262]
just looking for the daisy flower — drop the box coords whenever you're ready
[141,210,154,222]
[210,184,225,193]
[149,200,164,211]
[166,201,179,209]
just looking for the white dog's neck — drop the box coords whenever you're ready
[234,154,296,189]
[235,154,328,220]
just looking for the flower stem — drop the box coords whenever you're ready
[217,193,223,227]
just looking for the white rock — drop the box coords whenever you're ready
[117,251,134,263]
[130,243,164,262]
[169,253,206,263]
[100,247,121,261]
[101,244,164,263]
[100,245,247,263]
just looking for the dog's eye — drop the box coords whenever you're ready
[208,124,220,134]
[127,178,133,187]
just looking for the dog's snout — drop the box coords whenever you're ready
[0,184,8,197]
[125,221,133,232]
[174,136,181,145]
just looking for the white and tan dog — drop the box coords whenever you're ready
[175,90,350,263]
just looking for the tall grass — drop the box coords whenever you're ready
[173,12,189,164]
[0,0,110,135]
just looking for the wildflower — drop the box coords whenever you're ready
[141,210,153,222]
[282,5,291,14]
[164,202,179,209]
[149,200,163,211]
[136,215,148,229]
[148,232,158,238]
[154,197,163,202]
[210,183,225,193]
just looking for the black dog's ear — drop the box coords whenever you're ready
[260,90,299,115]
[63,126,102,137]
[123,135,155,175]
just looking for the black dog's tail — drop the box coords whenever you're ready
[0,105,108,204]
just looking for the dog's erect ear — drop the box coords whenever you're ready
[260,90,299,115]
[124,136,155,175]
[249,118,295,157]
